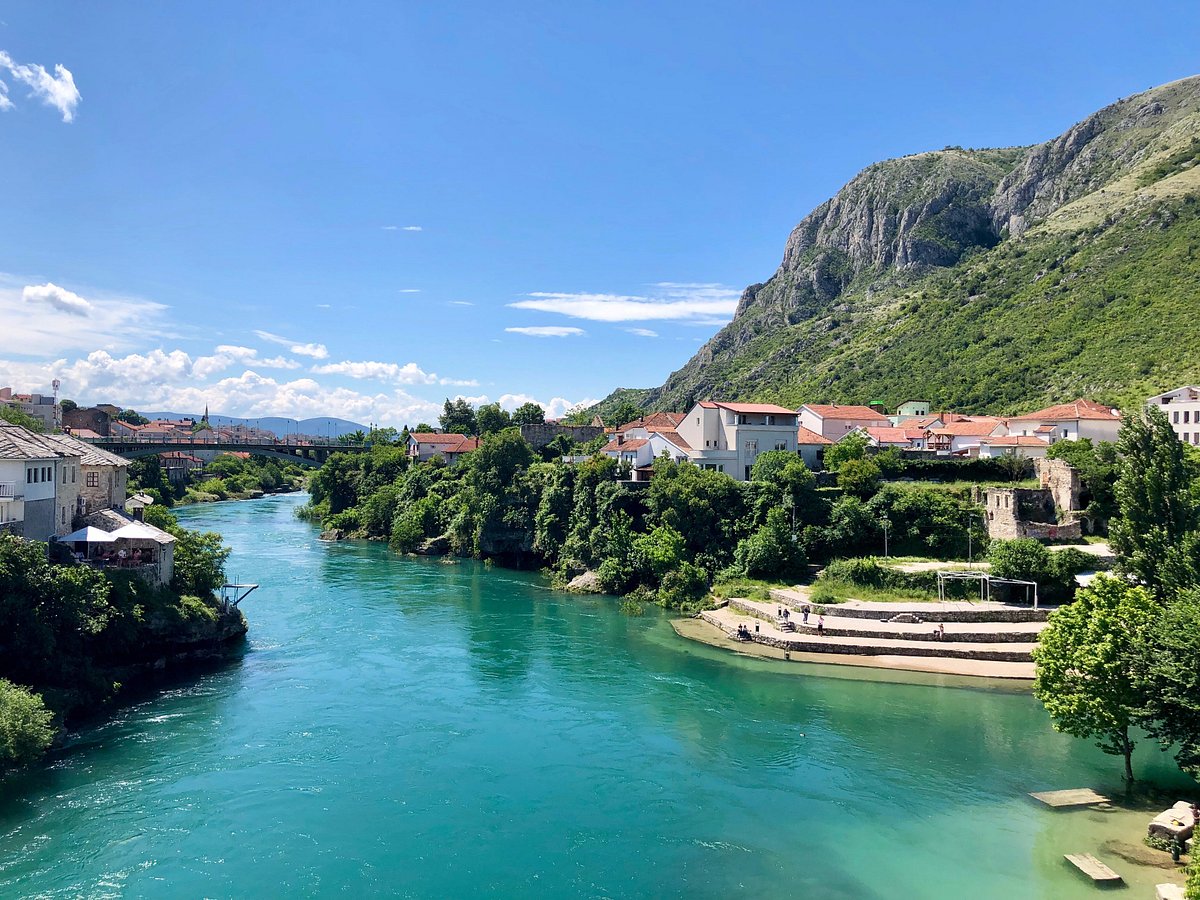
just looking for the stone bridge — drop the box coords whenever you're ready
[80,437,369,468]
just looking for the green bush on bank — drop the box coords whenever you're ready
[0,679,55,768]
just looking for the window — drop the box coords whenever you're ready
[86,471,100,487]
[26,469,33,484]
[71,467,76,483]
[766,415,775,426]
[63,467,68,483]
[1186,411,1192,424]
[1061,429,1068,439]
[1175,411,1181,423]
[61,508,66,524]
[774,442,786,451]
[745,440,757,451]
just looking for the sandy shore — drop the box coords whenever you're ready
[672,616,1036,682]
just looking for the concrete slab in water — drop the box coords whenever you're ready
[1030,788,1110,808]
[1064,853,1122,883]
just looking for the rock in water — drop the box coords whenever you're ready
[566,571,603,593]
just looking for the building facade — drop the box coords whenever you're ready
[1147,386,1200,445]
[676,402,800,481]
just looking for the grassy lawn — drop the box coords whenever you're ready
[710,576,799,602]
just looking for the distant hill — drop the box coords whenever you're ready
[594,75,1200,417]
[138,412,369,438]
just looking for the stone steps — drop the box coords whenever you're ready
[728,599,1043,644]
[703,608,1036,662]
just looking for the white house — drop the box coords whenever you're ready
[1003,399,1121,445]
[796,426,832,468]
[0,420,82,541]
[977,435,1051,459]
[407,432,471,462]
[1147,386,1200,446]
[600,436,654,473]
[890,400,933,423]
[798,404,891,441]
[859,425,926,450]
[676,401,801,481]
[926,417,1006,456]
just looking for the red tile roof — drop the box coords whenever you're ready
[409,432,470,444]
[930,419,1004,437]
[445,437,481,454]
[796,426,833,445]
[1010,399,1120,422]
[601,438,648,453]
[615,412,687,433]
[865,426,916,444]
[653,431,692,451]
[803,404,889,420]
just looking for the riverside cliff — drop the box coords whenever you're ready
[598,75,1200,415]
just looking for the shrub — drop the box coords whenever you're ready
[0,679,55,768]
[838,457,882,498]
[657,562,709,609]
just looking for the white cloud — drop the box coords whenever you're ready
[192,345,300,378]
[0,353,446,427]
[23,282,92,316]
[505,326,585,338]
[447,300,473,306]
[398,288,421,294]
[0,276,168,356]
[624,327,658,338]
[253,329,330,360]
[312,360,436,385]
[510,282,739,323]
[0,82,12,111]
[401,226,423,232]
[311,359,479,388]
[381,225,398,231]
[0,51,80,122]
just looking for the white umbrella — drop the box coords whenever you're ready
[56,526,118,543]
[109,522,176,543]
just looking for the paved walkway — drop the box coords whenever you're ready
[770,587,1041,615]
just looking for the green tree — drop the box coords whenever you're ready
[1032,575,1160,782]
[116,409,149,425]
[0,679,55,768]
[476,402,512,435]
[439,398,478,435]
[606,400,643,429]
[988,538,1053,582]
[58,398,78,413]
[837,456,881,498]
[1137,589,1200,778]
[0,404,45,432]
[735,507,806,580]
[512,402,546,426]
[1110,407,1200,599]
[824,431,870,469]
[144,507,231,597]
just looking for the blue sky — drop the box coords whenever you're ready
[1,2,1197,426]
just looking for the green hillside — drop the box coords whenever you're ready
[595,76,1200,417]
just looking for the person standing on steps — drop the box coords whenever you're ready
[817,616,825,636]
[801,605,810,625]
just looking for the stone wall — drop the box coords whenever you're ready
[63,407,112,436]
[519,424,605,449]
[1035,457,1081,514]
[984,486,1081,540]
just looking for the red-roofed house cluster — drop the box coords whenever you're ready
[596,396,1125,482]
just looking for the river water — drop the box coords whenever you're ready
[0,493,1191,898]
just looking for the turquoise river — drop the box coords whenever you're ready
[0,493,1192,898]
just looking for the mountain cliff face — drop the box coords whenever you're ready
[600,76,1200,416]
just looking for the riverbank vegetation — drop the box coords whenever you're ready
[0,511,238,773]
[1033,408,1200,784]
[129,453,307,508]
[301,431,1030,611]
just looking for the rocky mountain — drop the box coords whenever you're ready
[598,76,1200,416]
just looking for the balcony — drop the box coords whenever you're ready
[0,482,18,500]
